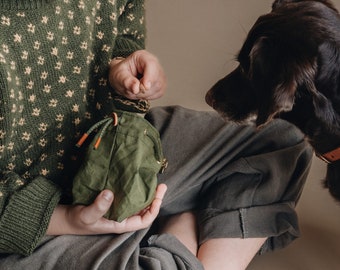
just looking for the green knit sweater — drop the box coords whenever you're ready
[0,0,145,255]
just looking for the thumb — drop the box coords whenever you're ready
[80,190,113,224]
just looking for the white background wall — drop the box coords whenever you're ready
[145,1,340,269]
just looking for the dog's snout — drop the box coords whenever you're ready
[205,89,215,107]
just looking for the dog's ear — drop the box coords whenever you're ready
[247,36,297,126]
[252,39,337,127]
[308,42,340,125]
[307,81,338,126]
[256,80,297,126]
[255,82,297,126]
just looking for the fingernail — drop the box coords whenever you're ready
[102,190,113,201]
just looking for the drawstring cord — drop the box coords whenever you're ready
[76,112,118,149]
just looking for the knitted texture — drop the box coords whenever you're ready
[0,0,145,255]
[0,172,61,255]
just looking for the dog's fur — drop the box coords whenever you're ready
[205,0,340,201]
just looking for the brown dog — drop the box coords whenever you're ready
[206,0,340,201]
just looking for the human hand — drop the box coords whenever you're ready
[47,184,167,235]
[109,50,167,100]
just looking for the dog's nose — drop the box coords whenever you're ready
[205,90,214,107]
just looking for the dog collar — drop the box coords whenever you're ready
[317,146,340,164]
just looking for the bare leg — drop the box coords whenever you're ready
[159,211,266,269]
[159,212,198,256]
[197,237,266,270]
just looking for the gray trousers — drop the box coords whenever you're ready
[0,106,313,270]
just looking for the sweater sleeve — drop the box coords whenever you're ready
[0,171,61,256]
[113,0,146,57]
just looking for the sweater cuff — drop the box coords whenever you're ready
[113,37,144,58]
[0,176,61,256]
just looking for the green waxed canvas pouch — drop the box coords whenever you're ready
[72,109,167,222]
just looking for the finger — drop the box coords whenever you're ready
[135,183,167,218]
[139,73,166,100]
[133,184,166,217]
[139,79,151,93]
[150,184,167,213]
[80,190,113,225]
[139,65,157,93]
[133,80,165,100]
[133,185,167,226]
[130,79,142,95]
[139,82,147,94]
[117,76,140,97]
[155,183,167,200]
[112,185,168,232]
